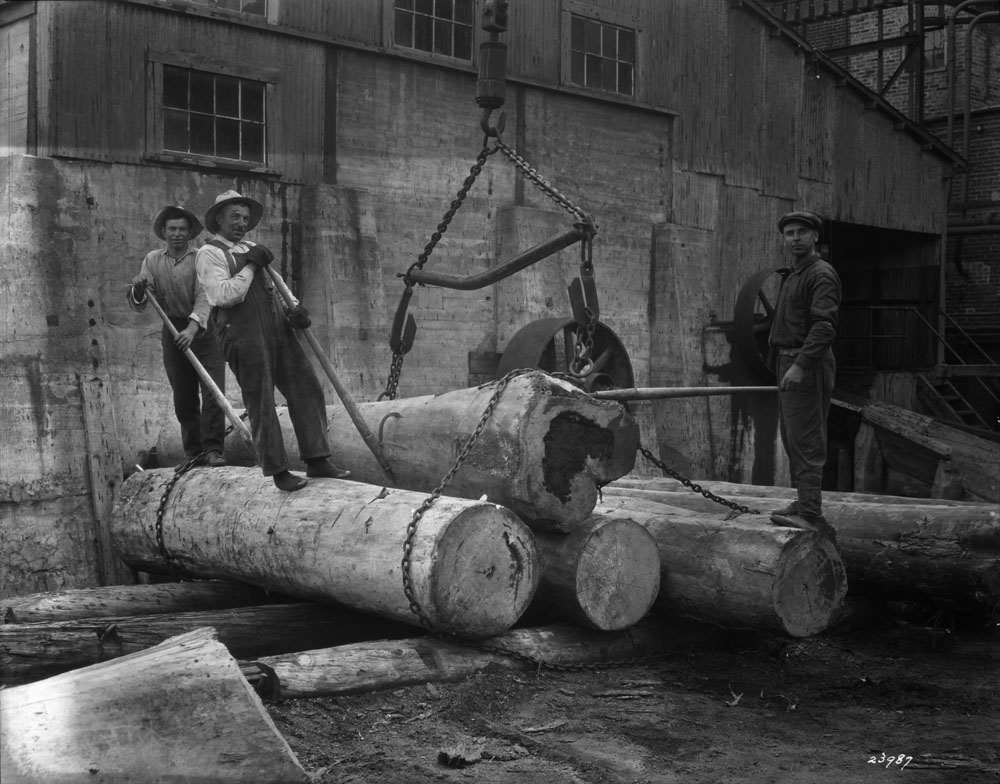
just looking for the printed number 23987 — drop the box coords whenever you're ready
[868,753,913,769]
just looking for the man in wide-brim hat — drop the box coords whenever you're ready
[127,204,227,467]
[196,189,351,491]
[767,210,841,543]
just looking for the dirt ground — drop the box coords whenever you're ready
[268,604,999,784]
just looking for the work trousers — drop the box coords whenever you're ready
[161,318,227,457]
[215,282,330,476]
[777,350,835,518]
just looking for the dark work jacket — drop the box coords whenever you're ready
[768,252,841,370]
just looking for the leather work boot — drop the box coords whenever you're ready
[204,451,227,467]
[273,470,308,492]
[772,500,799,516]
[770,512,838,545]
[305,458,352,480]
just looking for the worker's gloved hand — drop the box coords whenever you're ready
[131,276,149,302]
[243,244,274,268]
[286,305,311,330]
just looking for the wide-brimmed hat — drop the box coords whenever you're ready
[204,189,264,233]
[153,205,203,240]
[777,211,823,233]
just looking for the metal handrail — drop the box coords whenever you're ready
[842,304,1000,410]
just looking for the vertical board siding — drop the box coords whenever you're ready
[44,0,324,182]
[0,16,31,154]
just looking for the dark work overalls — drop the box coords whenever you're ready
[208,240,331,476]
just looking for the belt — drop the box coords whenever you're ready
[777,348,801,358]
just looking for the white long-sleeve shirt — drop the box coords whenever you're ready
[195,235,298,309]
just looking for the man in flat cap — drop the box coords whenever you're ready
[128,205,227,467]
[768,211,841,542]
[196,189,350,492]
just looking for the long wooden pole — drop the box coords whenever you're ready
[591,386,778,401]
[145,290,253,443]
[263,266,393,478]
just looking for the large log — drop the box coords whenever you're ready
[111,467,539,638]
[607,476,971,506]
[602,482,1000,607]
[246,620,728,700]
[529,515,661,631]
[0,628,309,784]
[156,371,639,530]
[2,580,276,624]
[595,497,848,637]
[1,602,414,686]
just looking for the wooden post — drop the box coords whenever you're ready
[78,374,133,586]
[111,467,540,638]
[0,628,309,783]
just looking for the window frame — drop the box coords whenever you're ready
[185,0,278,23]
[922,27,946,73]
[383,0,479,67]
[560,0,640,99]
[146,49,282,174]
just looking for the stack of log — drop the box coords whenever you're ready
[603,477,1000,610]
[1,373,869,779]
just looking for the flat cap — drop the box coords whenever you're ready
[777,211,823,233]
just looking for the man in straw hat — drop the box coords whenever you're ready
[767,210,841,543]
[196,189,350,492]
[128,205,227,467]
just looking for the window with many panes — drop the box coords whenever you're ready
[569,13,635,96]
[923,28,945,71]
[162,65,266,164]
[393,0,474,61]
[189,0,267,17]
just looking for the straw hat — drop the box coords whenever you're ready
[204,189,264,233]
[153,205,203,240]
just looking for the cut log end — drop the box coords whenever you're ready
[426,505,541,638]
[573,519,661,631]
[773,535,849,638]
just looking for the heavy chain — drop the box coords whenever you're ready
[379,352,406,403]
[401,368,534,631]
[380,141,499,402]
[153,454,205,577]
[636,444,762,517]
[494,139,589,223]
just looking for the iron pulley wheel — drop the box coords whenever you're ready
[733,268,783,379]
[496,317,634,392]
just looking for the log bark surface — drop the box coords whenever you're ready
[0,628,308,783]
[530,515,660,630]
[250,620,727,700]
[0,602,414,686]
[596,497,847,637]
[1,580,274,624]
[157,371,639,530]
[603,482,1000,607]
[111,468,539,638]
